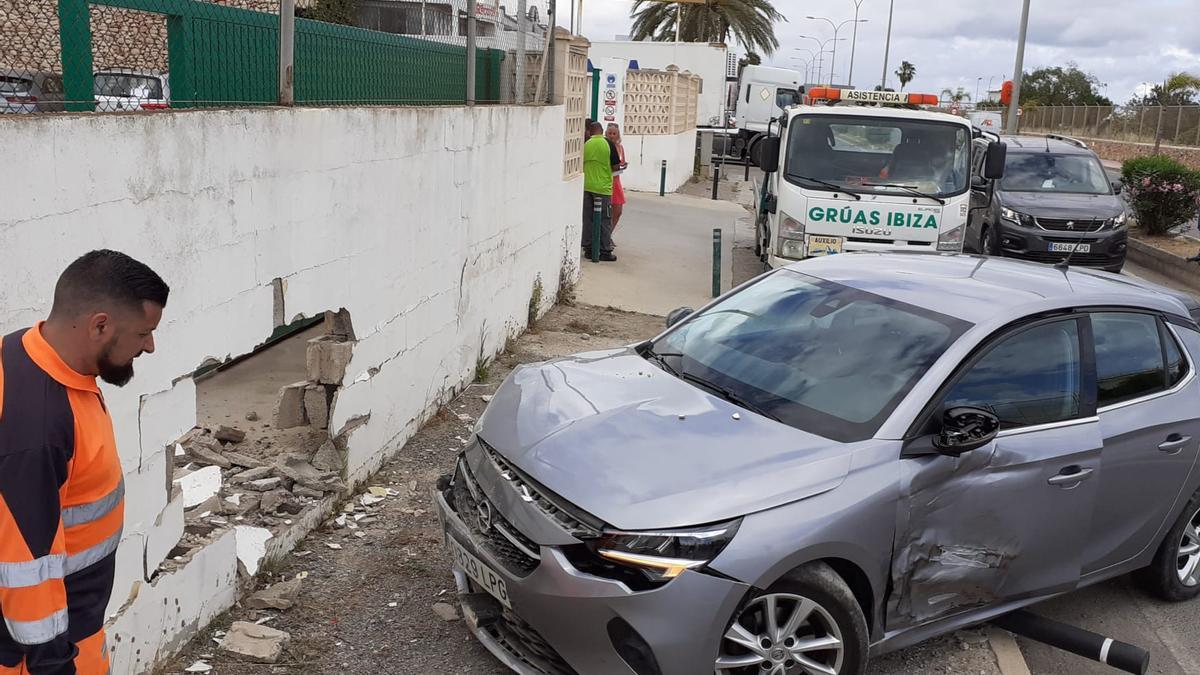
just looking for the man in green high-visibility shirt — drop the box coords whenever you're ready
[582,121,622,262]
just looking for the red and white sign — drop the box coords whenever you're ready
[474,1,499,21]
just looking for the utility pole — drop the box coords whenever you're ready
[880,0,894,90]
[1007,0,1030,133]
[278,0,295,105]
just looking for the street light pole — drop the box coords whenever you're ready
[847,0,866,88]
[880,0,894,89]
[1007,0,1031,133]
[975,77,982,104]
[806,17,866,86]
[794,47,818,84]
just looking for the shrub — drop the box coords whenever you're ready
[1121,156,1200,235]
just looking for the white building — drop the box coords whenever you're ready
[586,40,730,127]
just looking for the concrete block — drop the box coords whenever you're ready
[144,493,185,580]
[306,336,354,385]
[219,622,290,663]
[234,525,273,577]
[138,380,197,465]
[272,381,309,429]
[123,450,169,535]
[304,384,330,430]
[176,466,222,509]
[106,532,145,620]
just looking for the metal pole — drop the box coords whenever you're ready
[546,0,556,103]
[975,77,982,105]
[1174,106,1183,145]
[1154,105,1165,152]
[712,229,722,298]
[660,160,667,196]
[466,0,477,105]
[591,197,602,263]
[675,2,681,42]
[279,0,295,105]
[1006,0,1031,133]
[712,164,720,199]
[421,0,427,34]
[847,0,863,88]
[516,0,526,104]
[880,0,894,90]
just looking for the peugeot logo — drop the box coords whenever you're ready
[1066,221,1076,230]
[476,500,494,532]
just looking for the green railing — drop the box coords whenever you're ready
[56,0,502,110]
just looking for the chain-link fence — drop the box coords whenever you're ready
[0,0,554,112]
[1018,104,1200,148]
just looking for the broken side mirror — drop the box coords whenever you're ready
[666,307,694,328]
[753,136,782,174]
[983,141,1007,180]
[934,406,1000,456]
[971,175,987,190]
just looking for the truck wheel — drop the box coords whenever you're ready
[1137,487,1200,602]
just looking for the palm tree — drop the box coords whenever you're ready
[630,0,785,57]
[895,61,916,91]
[1154,71,1200,150]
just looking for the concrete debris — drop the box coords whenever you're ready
[214,425,247,444]
[304,384,330,430]
[185,521,217,537]
[218,621,290,664]
[184,660,213,673]
[273,381,309,430]
[177,466,223,509]
[232,466,273,484]
[225,451,266,469]
[228,494,260,516]
[480,395,493,403]
[306,335,354,386]
[353,531,366,538]
[234,526,273,576]
[275,456,345,494]
[246,411,260,422]
[326,543,343,550]
[190,495,224,517]
[245,578,303,610]
[244,477,284,492]
[360,493,385,507]
[175,443,186,457]
[261,489,302,515]
[187,441,232,469]
[310,440,342,473]
[292,485,325,499]
[432,602,460,621]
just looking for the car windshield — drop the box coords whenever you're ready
[785,114,971,197]
[1001,152,1110,194]
[0,76,33,95]
[94,73,164,99]
[653,270,969,442]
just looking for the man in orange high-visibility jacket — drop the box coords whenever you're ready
[0,250,168,675]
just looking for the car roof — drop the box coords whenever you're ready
[1001,135,1095,155]
[790,252,1193,324]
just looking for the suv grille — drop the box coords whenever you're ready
[1036,217,1110,232]
[449,459,540,576]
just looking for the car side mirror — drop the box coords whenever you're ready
[1111,181,1123,194]
[971,175,987,190]
[666,307,694,328]
[983,141,1007,180]
[753,136,782,174]
[933,406,1000,456]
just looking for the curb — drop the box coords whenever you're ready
[1126,238,1200,290]
[988,627,1033,675]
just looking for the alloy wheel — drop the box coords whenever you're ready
[1177,506,1200,586]
[715,593,844,675]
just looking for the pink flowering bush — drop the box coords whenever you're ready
[1121,156,1200,235]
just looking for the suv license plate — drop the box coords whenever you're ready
[448,535,512,608]
[1049,242,1091,253]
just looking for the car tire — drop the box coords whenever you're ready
[714,562,869,675]
[1136,487,1200,602]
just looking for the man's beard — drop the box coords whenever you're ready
[98,344,136,387]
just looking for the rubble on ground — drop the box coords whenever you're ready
[218,621,290,663]
[245,578,303,610]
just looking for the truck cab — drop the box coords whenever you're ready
[733,65,804,157]
[752,87,1007,267]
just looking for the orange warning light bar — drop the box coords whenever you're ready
[806,88,940,106]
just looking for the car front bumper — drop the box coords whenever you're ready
[432,471,749,675]
[994,219,1128,271]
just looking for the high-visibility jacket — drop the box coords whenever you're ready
[0,325,124,675]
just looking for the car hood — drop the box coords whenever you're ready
[477,348,855,531]
[999,191,1124,220]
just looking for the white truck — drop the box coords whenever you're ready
[751,87,1008,267]
[732,65,804,157]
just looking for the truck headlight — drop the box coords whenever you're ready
[776,212,806,259]
[938,223,965,252]
[593,520,741,582]
[779,212,805,239]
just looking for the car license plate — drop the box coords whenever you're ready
[807,235,844,256]
[1049,242,1091,253]
[447,535,512,608]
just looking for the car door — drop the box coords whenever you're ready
[889,316,1102,630]
[1082,311,1200,576]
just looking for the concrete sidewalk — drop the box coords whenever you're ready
[576,190,745,316]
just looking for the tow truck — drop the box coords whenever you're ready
[750,86,1008,267]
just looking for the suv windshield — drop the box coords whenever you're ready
[1001,152,1110,194]
[94,73,164,99]
[653,270,969,442]
[785,114,970,197]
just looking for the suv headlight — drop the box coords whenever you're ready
[592,520,741,582]
[1112,212,1127,229]
[999,207,1031,225]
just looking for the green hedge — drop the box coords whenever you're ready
[1121,156,1200,235]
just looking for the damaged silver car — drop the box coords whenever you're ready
[434,252,1200,675]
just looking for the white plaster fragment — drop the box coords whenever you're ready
[234,526,274,576]
[177,465,222,509]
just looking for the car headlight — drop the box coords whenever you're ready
[1000,207,1023,223]
[1112,212,1127,229]
[592,520,741,582]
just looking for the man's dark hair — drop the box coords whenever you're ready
[588,121,604,135]
[51,250,169,317]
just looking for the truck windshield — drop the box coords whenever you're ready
[1001,153,1111,194]
[785,115,970,198]
[652,269,969,442]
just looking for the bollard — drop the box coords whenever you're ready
[592,197,602,263]
[744,153,750,181]
[712,228,722,297]
[659,160,667,197]
[712,164,720,200]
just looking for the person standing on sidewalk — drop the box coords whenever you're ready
[582,121,621,262]
[0,250,168,675]
[606,123,628,232]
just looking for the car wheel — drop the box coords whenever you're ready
[982,224,1000,256]
[714,562,868,675]
[1137,488,1200,602]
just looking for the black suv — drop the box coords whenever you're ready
[967,134,1128,272]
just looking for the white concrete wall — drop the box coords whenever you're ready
[0,104,580,672]
[587,41,728,126]
[621,130,697,193]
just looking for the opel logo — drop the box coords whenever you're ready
[476,500,494,532]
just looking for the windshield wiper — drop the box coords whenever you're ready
[677,371,782,423]
[862,183,947,205]
[789,175,863,200]
[638,342,680,376]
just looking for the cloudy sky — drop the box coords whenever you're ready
[570,0,1200,103]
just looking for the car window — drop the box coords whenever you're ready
[94,73,164,99]
[776,88,798,111]
[655,270,969,442]
[1165,325,1189,387]
[0,76,33,94]
[944,319,1082,429]
[1001,152,1110,194]
[1092,312,1167,407]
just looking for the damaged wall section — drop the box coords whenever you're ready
[0,104,581,672]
